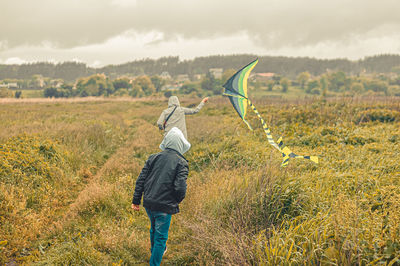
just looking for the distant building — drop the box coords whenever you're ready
[160,71,172,80]
[0,83,19,89]
[209,68,223,79]
[193,74,202,81]
[161,84,181,91]
[175,74,190,83]
[50,80,64,88]
[251,73,275,81]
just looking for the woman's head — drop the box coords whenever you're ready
[168,96,180,107]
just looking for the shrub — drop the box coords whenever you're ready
[0,135,76,263]
[356,109,400,123]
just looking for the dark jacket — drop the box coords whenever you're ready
[132,148,189,214]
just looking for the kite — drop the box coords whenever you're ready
[222,58,318,167]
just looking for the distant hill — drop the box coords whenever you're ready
[1,54,400,81]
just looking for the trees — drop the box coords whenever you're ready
[76,74,114,96]
[164,91,172,98]
[363,79,388,94]
[112,77,131,91]
[350,82,364,94]
[44,87,58,98]
[150,75,166,92]
[297,72,310,90]
[201,72,222,95]
[280,78,290,93]
[133,76,155,96]
[2,54,400,81]
[327,71,349,92]
[222,69,236,83]
[319,76,328,95]
[130,85,144,97]
[29,75,45,89]
[266,80,274,91]
[180,82,201,96]
[114,88,129,96]
[306,80,320,94]
[392,66,400,75]
[43,84,74,98]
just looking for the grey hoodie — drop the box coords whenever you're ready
[159,127,191,155]
[157,96,204,139]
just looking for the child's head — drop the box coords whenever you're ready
[159,127,190,154]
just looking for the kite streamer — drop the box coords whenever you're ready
[277,137,318,167]
[222,58,318,167]
[248,99,280,150]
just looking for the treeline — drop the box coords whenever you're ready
[40,70,400,99]
[42,74,165,98]
[1,54,400,81]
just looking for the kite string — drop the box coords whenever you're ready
[247,99,318,167]
[223,90,318,166]
[247,99,281,151]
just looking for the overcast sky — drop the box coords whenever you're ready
[1,0,399,67]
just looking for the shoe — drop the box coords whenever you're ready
[163,246,167,256]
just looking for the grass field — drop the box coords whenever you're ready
[1,96,399,265]
[18,89,44,98]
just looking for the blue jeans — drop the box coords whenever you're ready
[145,208,172,266]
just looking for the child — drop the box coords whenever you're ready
[132,127,190,266]
[157,96,208,140]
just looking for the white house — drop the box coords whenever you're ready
[0,83,19,89]
[160,72,172,80]
[175,74,190,83]
[209,68,223,79]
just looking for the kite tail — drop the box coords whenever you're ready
[277,137,319,167]
[247,100,280,151]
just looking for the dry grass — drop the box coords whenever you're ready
[0,96,162,104]
[1,96,399,265]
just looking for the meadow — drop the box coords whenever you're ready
[0,96,399,265]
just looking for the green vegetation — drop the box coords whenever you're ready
[2,54,400,99]
[3,69,400,100]
[0,96,399,265]
[1,54,400,81]
[21,89,43,98]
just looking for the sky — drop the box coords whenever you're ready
[1,0,400,67]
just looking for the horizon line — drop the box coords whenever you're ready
[1,53,400,69]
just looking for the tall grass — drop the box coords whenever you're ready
[1,96,399,265]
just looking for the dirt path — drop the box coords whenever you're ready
[46,119,158,228]
[30,119,162,264]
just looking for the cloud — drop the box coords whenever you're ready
[0,0,399,63]
[4,57,28,64]
[2,0,400,49]
[0,31,266,66]
[1,29,399,67]
[111,0,138,8]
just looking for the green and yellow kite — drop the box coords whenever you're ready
[222,58,318,167]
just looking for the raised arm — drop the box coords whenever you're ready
[173,161,189,203]
[181,97,208,115]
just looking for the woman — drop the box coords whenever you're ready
[157,96,208,140]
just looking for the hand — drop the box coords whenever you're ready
[132,204,140,211]
[202,97,209,103]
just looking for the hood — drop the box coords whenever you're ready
[159,127,191,155]
[168,96,180,107]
